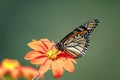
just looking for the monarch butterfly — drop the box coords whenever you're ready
[56,19,99,58]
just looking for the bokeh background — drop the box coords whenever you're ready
[0,0,120,80]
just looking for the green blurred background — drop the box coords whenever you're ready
[0,0,120,80]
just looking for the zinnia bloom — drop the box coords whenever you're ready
[25,39,76,78]
[0,58,38,80]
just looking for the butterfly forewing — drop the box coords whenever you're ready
[56,19,99,58]
[64,34,88,58]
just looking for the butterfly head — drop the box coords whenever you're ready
[55,43,64,51]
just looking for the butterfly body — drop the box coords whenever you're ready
[56,19,99,58]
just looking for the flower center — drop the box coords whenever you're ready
[1,59,21,70]
[46,49,58,60]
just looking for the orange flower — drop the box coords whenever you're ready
[0,58,38,80]
[25,39,76,78]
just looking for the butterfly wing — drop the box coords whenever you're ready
[56,19,99,58]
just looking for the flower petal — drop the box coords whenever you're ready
[28,40,47,52]
[24,50,45,60]
[59,57,74,72]
[9,69,20,78]
[52,60,63,78]
[67,57,77,64]
[41,39,55,50]
[39,59,51,75]
[0,66,7,78]
[21,66,38,79]
[30,57,48,65]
